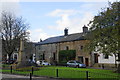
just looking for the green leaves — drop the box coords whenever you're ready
[85,1,120,72]
[59,50,76,63]
[87,1,120,55]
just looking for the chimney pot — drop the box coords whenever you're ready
[64,28,68,36]
[83,25,88,33]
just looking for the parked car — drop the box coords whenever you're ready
[36,60,51,66]
[67,60,86,68]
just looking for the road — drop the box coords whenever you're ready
[1,73,61,80]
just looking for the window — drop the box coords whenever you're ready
[53,53,56,60]
[43,53,45,60]
[14,54,17,60]
[80,46,83,50]
[104,54,109,59]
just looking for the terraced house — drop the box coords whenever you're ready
[35,26,92,67]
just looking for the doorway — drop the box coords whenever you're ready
[94,54,98,63]
[78,56,84,63]
[85,58,89,66]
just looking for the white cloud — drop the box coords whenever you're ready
[0,2,20,16]
[47,9,94,34]
[1,0,117,2]
[46,2,112,34]
[69,12,93,33]
[29,28,56,42]
[47,9,80,17]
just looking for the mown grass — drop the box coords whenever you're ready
[1,65,120,79]
[33,66,120,79]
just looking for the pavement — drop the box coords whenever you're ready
[1,73,61,80]
[1,73,82,80]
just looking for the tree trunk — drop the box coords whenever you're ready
[114,54,117,68]
[117,53,120,73]
[118,64,120,73]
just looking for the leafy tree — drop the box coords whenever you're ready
[85,2,120,73]
[0,11,29,64]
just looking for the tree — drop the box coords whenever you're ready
[85,1,120,73]
[0,11,29,64]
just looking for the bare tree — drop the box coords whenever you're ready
[0,11,29,64]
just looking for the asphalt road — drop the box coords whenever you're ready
[1,73,61,80]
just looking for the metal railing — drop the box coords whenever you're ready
[2,65,120,80]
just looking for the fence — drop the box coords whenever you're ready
[2,65,120,80]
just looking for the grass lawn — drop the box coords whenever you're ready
[1,66,120,79]
[33,66,120,79]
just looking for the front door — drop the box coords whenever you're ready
[85,58,89,66]
[94,54,98,63]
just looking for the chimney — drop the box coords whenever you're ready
[64,28,68,36]
[83,25,88,33]
[40,39,42,42]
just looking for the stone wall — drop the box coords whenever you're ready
[36,40,91,66]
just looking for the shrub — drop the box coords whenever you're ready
[59,50,76,63]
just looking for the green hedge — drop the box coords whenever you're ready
[59,50,76,63]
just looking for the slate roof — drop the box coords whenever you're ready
[36,32,86,45]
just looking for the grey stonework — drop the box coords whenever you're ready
[35,40,91,66]
[35,27,92,66]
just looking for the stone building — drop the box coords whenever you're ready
[35,26,92,66]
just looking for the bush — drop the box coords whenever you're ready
[59,50,76,63]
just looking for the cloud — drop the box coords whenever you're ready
[29,28,56,42]
[0,1,20,16]
[46,2,111,34]
[47,9,80,17]
[1,0,117,2]
[0,1,21,40]
[47,9,94,34]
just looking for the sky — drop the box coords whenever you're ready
[0,0,119,42]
